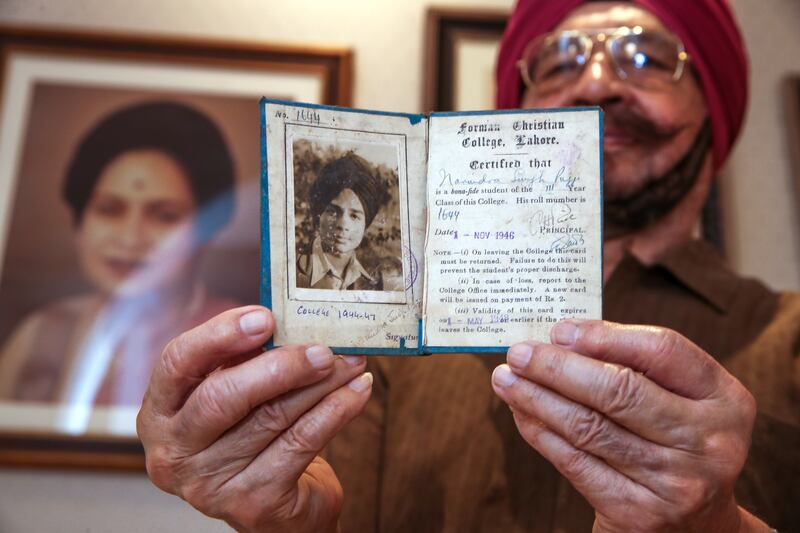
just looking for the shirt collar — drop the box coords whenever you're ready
[651,239,739,313]
[309,237,375,288]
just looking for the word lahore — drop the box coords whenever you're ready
[261,98,602,354]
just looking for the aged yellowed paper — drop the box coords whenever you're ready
[423,109,602,349]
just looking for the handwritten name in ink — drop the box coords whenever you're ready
[510,166,584,192]
[437,169,502,188]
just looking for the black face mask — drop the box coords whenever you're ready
[603,119,712,240]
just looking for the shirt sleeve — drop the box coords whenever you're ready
[722,292,800,427]
[723,293,800,530]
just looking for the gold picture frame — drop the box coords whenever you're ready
[0,25,352,469]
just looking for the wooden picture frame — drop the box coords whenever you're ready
[785,76,800,217]
[423,7,508,112]
[0,25,352,469]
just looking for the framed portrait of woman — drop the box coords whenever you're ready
[0,25,352,468]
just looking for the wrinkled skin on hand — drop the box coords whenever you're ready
[137,306,373,533]
[492,320,769,533]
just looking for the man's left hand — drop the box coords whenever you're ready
[491,320,765,532]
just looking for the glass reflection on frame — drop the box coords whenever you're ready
[0,26,351,466]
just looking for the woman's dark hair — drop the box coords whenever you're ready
[62,100,235,239]
[308,153,385,228]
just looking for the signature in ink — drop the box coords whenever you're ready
[528,204,577,235]
[549,232,585,252]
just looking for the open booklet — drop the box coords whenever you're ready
[260,98,603,355]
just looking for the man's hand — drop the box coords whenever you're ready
[137,305,372,533]
[491,320,768,533]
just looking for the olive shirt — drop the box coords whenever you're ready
[325,240,800,532]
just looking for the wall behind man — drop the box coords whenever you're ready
[723,0,800,291]
[0,0,798,531]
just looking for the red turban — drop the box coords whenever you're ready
[496,0,749,171]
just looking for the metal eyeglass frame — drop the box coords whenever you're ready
[516,25,690,90]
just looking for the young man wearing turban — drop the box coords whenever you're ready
[136,1,799,532]
[296,154,384,291]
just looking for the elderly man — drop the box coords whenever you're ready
[136,1,800,532]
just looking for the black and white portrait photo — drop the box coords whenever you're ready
[288,136,407,304]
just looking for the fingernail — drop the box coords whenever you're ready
[493,364,518,388]
[552,320,579,345]
[305,345,333,370]
[342,355,365,366]
[507,343,533,369]
[348,372,373,392]
[240,310,269,336]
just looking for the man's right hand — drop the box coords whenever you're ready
[136,305,372,533]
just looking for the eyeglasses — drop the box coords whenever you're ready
[517,26,689,95]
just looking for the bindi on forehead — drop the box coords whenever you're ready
[107,166,160,194]
[93,149,196,207]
